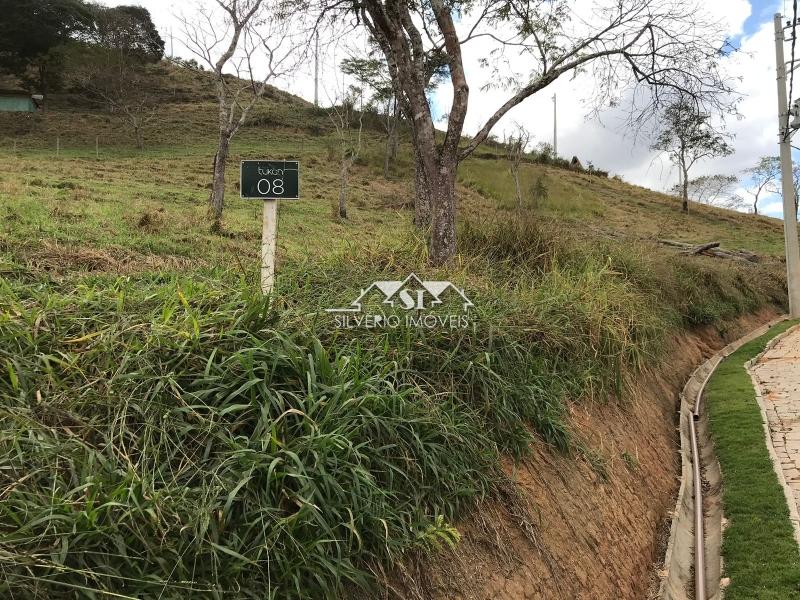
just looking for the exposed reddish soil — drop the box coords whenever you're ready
[389,308,779,600]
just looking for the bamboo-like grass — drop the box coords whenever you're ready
[0,216,788,598]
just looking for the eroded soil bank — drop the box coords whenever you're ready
[387,309,780,600]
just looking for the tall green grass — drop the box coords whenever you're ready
[0,215,788,598]
[0,278,497,598]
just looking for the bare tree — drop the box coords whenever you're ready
[103,90,158,150]
[720,195,747,211]
[794,162,800,217]
[179,0,300,231]
[669,174,740,208]
[317,0,738,264]
[328,87,365,219]
[742,156,780,216]
[71,6,165,149]
[505,124,531,210]
[651,98,733,213]
[74,60,160,149]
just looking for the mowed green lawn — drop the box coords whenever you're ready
[706,321,800,599]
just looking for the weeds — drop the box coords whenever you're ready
[621,451,638,471]
[0,211,785,598]
[580,446,610,481]
[0,279,498,598]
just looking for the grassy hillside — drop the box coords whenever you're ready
[0,62,791,598]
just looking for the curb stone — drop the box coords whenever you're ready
[745,323,800,548]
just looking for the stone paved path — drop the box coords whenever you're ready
[750,326,800,535]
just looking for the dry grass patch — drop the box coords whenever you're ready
[23,240,202,274]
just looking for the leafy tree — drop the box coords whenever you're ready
[341,56,399,178]
[530,174,548,207]
[344,48,446,224]
[0,0,92,95]
[651,99,733,213]
[318,0,738,264]
[742,157,780,216]
[534,142,555,163]
[87,4,165,63]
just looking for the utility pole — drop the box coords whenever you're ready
[314,32,320,107]
[774,13,800,317]
[552,93,557,158]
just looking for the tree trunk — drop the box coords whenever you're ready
[134,125,144,150]
[384,135,392,179]
[362,0,464,263]
[210,132,230,232]
[414,155,432,229]
[384,107,399,178]
[429,162,457,266]
[511,165,522,209]
[753,194,759,215]
[681,166,689,213]
[339,160,349,219]
[389,110,399,162]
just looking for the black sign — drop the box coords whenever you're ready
[240,160,299,200]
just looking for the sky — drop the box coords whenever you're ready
[99,0,795,218]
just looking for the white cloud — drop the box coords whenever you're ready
[760,198,785,216]
[433,0,769,194]
[704,0,752,37]
[700,11,782,175]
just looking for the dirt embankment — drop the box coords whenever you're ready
[388,309,780,600]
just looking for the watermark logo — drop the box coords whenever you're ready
[326,273,474,329]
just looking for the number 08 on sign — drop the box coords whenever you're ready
[240,160,299,294]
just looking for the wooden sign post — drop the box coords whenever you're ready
[261,198,278,294]
[240,160,299,295]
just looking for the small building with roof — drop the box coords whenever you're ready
[0,89,43,112]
